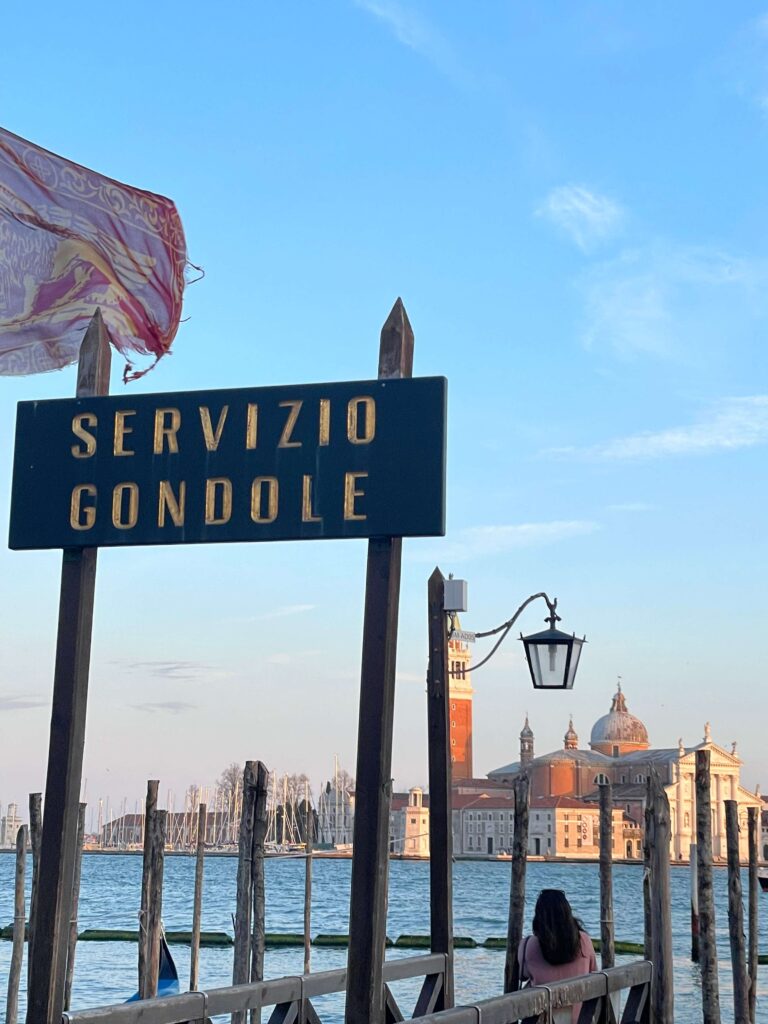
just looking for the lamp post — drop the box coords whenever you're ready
[425,569,586,1010]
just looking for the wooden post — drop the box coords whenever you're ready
[233,761,257,1024]
[139,779,159,996]
[696,749,721,1024]
[504,772,530,993]
[27,791,42,990]
[250,762,269,987]
[747,806,758,1024]
[426,566,453,1008]
[190,802,207,991]
[63,802,87,1010]
[346,299,414,1024]
[303,784,313,976]
[599,781,615,970]
[144,808,167,999]
[5,825,27,1024]
[725,800,749,1024]
[690,843,699,963]
[647,772,673,1023]
[27,310,111,1024]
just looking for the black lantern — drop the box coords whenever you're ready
[521,625,586,690]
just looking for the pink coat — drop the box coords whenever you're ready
[518,931,597,1023]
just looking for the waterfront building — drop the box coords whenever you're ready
[0,802,23,847]
[389,787,431,857]
[451,791,515,855]
[488,684,761,861]
[317,777,355,847]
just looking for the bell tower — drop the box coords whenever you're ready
[520,715,534,766]
[448,626,473,780]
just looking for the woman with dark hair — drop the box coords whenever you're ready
[518,890,597,1021]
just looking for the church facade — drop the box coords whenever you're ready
[488,685,760,862]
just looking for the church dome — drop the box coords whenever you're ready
[589,685,649,754]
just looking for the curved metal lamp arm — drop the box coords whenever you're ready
[449,592,560,675]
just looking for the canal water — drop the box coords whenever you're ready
[1,853,766,1021]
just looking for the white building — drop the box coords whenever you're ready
[390,788,430,857]
[0,803,23,848]
[317,778,354,847]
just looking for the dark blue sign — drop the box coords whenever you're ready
[9,377,446,549]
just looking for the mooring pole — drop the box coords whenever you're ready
[598,780,615,970]
[725,800,749,1024]
[690,843,700,963]
[426,566,454,1008]
[696,749,721,1024]
[747,806,758,1024]
[647,771,674,1023]
[504,772,530,993]
[346,299,414,1024]
[26,310,111,1024]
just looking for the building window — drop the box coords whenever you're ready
[634,774,646,783]
[564,838,569,848]
[451,720,456,728]
[613,745,619,757]
[451,702,456,711]
[410,817,416,824]
[451,739,456,746]
[594,773,609,785]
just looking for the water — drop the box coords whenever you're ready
[1,853,766,1021]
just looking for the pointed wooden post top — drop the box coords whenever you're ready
[76,309,112,398]
[378,298,414,380]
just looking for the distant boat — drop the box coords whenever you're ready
[125,936,180,1001]
[758,869,768,893]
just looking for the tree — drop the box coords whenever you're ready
[218,762,243,799]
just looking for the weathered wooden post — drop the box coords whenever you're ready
[696,748,721,1024]
[643,801,651,964]
[747,806,758,1024]
[27,791,42,989]
[598,781,615,970]
[250,762,269,988]
[234,761,258,1019]
[139,779,159,996]
[26,311,111,1024]
[724,800,749,1024]
[346,299,414,1024]
[647,771,673,1023]
[190,802,207,991]
[303,782,313,976]
[690,843,699,963]
[5,825,27,1024]
[426,566,454,1008]
[504,772,530,993]
[143,808,167,999]
[63,802,87,1010]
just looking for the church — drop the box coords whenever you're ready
[487,684,761,862]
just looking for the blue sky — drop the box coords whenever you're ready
[2,2,768,813]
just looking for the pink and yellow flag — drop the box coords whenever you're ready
[0,127,187,381]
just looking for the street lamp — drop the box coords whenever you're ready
[445,585,586,690]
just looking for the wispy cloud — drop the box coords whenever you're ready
[550,397,768,461]
[537,185,623,251]
[606,502,655,512]
[353,0,459,78]
[119,660,217,681]
[579,243,768,360]
[413,520,599,563]
[0,694,47,712]
[131,701,197,714]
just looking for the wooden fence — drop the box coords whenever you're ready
[60,956,650,1024]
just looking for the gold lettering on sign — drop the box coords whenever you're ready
[205,478,233,525]
[347,396,376,444]
[70,484,97,529]
[153,408,181,454]
[302,475,322,523]
[246,403,259,450]
[199,405,229,451]
[113,410,136,456]
[278,400,302,448]
[318,399,330,446]
[251,476,278,523]
[112,482,139,529]
[158,481,186,527]
[343,471,368,520]
[71,414,97,458]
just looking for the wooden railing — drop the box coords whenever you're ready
[60,957,650,1024]
[61,952,447,1024]
[418,962,651,1024]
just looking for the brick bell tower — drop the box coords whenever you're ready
[448,622,474,781]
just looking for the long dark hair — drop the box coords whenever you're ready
[532,889,582,965]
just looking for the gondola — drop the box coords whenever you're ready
[126,935,180,1001]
